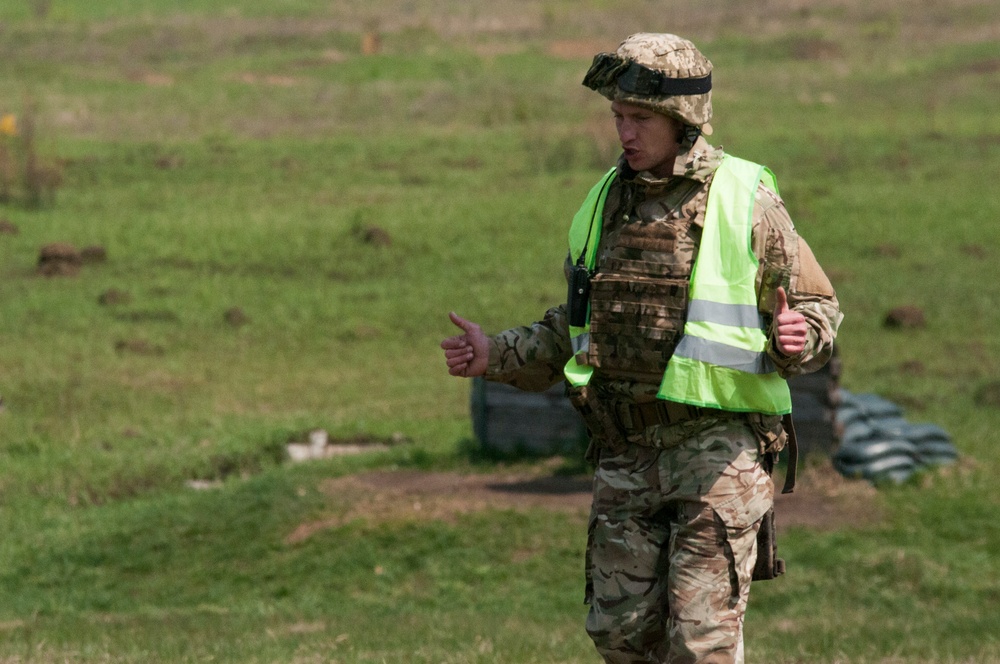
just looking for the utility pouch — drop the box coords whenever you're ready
[567,385,628,459]
[752,506,785,581]
[567,264,592,328]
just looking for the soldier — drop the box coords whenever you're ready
[441,33,842,664]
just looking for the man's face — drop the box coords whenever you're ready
[611,100,684,178]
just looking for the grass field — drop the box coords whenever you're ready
[2,1,1000,661]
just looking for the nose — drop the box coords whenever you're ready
[617,118,636,144]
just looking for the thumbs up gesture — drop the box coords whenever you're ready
[773,287,809,356]
[440,312,489,378]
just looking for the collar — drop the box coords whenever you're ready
[616,136,724,189]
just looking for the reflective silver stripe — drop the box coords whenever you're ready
[673,335,776,374]
[687,299,765,329]
[571,333,590,354]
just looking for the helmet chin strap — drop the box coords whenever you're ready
[683,124,702,146]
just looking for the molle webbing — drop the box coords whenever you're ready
[585,273,688,378]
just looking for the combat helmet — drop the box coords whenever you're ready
[583,33,713,135]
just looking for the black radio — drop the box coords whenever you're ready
[567,264,592,327]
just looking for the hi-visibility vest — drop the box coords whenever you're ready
[564,167,616,388]
[564,155,792,416]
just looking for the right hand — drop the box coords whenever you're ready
[772,286,808,357]
[440,311,489,378]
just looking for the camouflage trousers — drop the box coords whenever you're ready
[584,417,774,664]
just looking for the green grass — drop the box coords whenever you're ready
[750,476,1000,662]
[0,463,592,662]
[2,0,1000,661]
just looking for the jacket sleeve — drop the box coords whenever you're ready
[752,187,844,378]
[483,304,574,392]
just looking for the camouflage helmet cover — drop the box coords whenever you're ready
[583,33,714,134]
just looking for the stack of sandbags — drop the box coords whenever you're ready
[786,349,842,457]
[470,377,587,457]
[833,390,958,484]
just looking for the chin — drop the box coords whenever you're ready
[625,157,646,172]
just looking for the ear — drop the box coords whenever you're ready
[669,116,686,144]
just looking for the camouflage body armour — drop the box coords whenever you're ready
[583,175,701,383]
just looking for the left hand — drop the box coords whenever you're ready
[440,311,489,378]
[773,286,809,356]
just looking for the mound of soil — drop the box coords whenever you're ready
[38,242,82,276]
[286,459,881,544]
[98,288,131,306]
[884,305,926,329]
[224,306,250,327]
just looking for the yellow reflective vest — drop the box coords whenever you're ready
[564,155,792,416]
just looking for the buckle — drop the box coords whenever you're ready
[617,63,660,95]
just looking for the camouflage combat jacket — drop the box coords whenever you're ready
[485,136,843,441]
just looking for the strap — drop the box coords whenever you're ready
[583,52,712,97]
[569,168,617,270]
[780,413,798,494]
[617,62,712,96]
[625,401,706,430]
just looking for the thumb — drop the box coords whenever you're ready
[448,311,473,332]
[774,286,789,315]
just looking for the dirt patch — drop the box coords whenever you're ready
[223,306,250,327]
[355,224,392,247]
[233,73,301,87]
[960,243,988,259]
[286,459,881,544]
[287,466,592,544]
[127,71,175,87]
[37,242,82,276]
[772,461,883,532]
[114,338,165,356]
[790,37,844,60]
[884,305,927,329]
